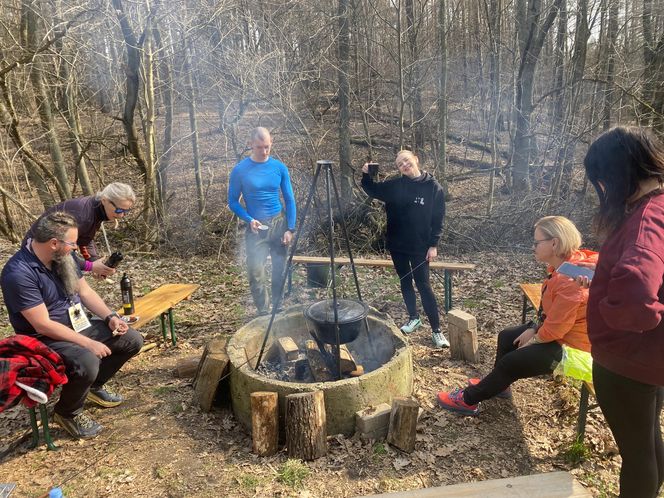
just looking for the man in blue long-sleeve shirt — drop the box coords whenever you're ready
[228,127,297,315]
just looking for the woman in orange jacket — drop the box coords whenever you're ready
[437,216,597,415]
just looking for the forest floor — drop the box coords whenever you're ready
[0,241,627,498]
[0,134,636,497]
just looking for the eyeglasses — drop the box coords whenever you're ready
[533,238,552,248]
[57,239,78,248]
[109,199,132,215]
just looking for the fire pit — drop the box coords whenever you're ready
[227,305,413,435]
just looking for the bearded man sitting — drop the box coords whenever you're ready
[0,212,143,438]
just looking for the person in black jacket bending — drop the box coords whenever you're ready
[361,150,448,348]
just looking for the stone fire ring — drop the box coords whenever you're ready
[227,305,413,436]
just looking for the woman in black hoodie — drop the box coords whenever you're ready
[361,150,448,348]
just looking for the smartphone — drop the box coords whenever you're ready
[557,262,595,280]
[367,163,379,176]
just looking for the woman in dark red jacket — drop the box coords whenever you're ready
[584,126,664,498]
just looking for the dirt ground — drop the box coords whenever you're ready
[0,235,630,498]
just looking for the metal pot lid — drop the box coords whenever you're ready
[305,299,368,324]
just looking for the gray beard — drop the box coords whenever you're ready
[52,251,80,296]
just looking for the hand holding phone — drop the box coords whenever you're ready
[557,262,595,280]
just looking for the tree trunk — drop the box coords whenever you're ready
[285,391,327,460]
[405,0,424,150]
[337,0,353,199]
[23,0,71,200]
[185,43,205,217]
[512,0,563,192]
[386,397,419,452]
[250,392,279,457]
[437,0,448,192]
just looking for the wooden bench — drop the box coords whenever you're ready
[519,282,596,443]
[289,256,475,312]
[117,283,199,346]
[357,470,592,497]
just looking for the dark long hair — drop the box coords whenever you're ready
[583,126,664,236]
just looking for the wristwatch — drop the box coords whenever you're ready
[104,311,120,325]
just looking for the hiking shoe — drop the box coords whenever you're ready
[467,378,512,399]
[54,412,103,439]
[432,330,450,348]
[437,388,479,416]
[87,387,124,408]
[400,318,422,334]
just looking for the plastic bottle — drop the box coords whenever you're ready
[120,273,135,315]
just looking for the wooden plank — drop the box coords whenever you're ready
[116,283,200,328]
[356,471,592,498]
[291,255,475,271]
[519,283,542,311]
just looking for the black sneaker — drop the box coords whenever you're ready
[87,387,124,408]
[54,412,103,439]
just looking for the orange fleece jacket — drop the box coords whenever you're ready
[537,249,598,352]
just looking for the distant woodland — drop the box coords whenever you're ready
[0,0,662,247]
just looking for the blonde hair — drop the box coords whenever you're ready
[534,216,582,259]
[395,150,419,167]
[97,182,136,204]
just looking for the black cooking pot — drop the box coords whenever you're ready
[304,299,368,344]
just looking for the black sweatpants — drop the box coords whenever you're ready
[390,251,440,330]
[593,362,664,498]
[463,323,562,405]
[42,320,143,417]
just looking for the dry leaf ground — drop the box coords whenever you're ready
[0,146,643,498]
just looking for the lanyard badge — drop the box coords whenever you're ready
[68,303,92,332]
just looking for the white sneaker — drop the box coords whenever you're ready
[432,330,450,348]
[400,318,422,334]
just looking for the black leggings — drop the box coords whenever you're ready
[390,251,440,330]
[593,362,664,498]
[463,323,562,405]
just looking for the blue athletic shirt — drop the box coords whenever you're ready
[228,156,297,230]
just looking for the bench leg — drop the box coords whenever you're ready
[443,270,453,312]
[576,383,590,443]
[168,308,176,346]
[160,313,168,343]
[39,404,57,451]
[521,295,528,324]
[28,407,39,448]
[28,405,58,451]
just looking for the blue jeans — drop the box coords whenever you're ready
[245,213,288,313]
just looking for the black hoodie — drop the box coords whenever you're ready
[361,172,445,255]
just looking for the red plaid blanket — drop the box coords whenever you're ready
[0,335,67,412]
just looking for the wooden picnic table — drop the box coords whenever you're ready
[117,283,199,346]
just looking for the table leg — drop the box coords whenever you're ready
[521,295,528,324]
[160,313,167,342]
[576,383,590,444]
[168,308,176,346]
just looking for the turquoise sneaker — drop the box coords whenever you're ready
[432,330,450,348]
[400,318,422,334]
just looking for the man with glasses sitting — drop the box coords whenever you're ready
[2,212,143,438]
[24,183,135,278]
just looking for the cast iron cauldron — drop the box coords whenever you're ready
[304,299,368,344]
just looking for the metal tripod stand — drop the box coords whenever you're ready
[254,160,364,379]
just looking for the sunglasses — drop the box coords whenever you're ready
[109,199,132,215]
